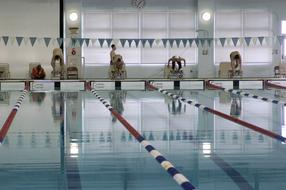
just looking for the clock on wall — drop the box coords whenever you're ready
[132,0,146,9]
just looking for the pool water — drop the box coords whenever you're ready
[0,89,286,190]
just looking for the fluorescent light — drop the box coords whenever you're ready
[69,12,78,22]
[202,11,211,21]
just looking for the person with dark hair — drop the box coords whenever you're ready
[31,64,46,79]
[51,48,65,78]
[168,56,186,71]
[110,44,117,65]
[230,51,242,76]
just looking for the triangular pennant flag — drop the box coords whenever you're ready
[44,37,51,47]
[133,39,140,47]
[277,35,284,45]
[98,38,105,47]
[23,37,29,45]
[162,39,168,48]
[120,39,127,47]
[56,38,63,47]
[226,38,232,46]
[154,39,163,47]
[244,37,252,46]
[232,37,239,47]
[199,38,206,47]
[147,39,155,47]
[194,38,199,47]
[169,39,175,48]
[188,39,194,47]
[252,37,258,46]
[71,38,77,47]
[29,37,37,46]
[258,37,264,46]
[16,37,24,46]
[207,38,213,46]
[182,39,188,47]
[79,38,85,47]
[91,39,97,46]
[2,36,9,46]
[127,39,133,47]
[219,38,226,47]
[106,38,113,47]
[175,39,181,47]
[141,39,148,47]
[84,38,90,47]
[10,37,16,45]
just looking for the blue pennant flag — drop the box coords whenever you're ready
[219,38,226,47]
[194,38,200,47]
[277,36,284,45]
[29,37,37,46]
[258,37,264,46]
[29,37,37,47]
[199,38,206,46]
[147,39,155,47]
[2,36,9,46]
[98,39,105,47]
[169,39,175,48]
[188,39,194,47]
[84,38,90,47]
[133,39,140,47]
[56,38,63,47]
[244,37,252,46]
[16,37,23,46]
[105,38,112,47]
[71,38,77,47]
[162,39,168,48]
[207,38,213,46]
[44,37,51,47]
[231,37,239,46]
[141,39,149,47]
[127,39,133,47]
[120,39,127,47]
[181,39,188,47]
[175,39,181,47]
[79,38,85,47]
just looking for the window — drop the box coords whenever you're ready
[215,9,273,65]
[82,9,197,65]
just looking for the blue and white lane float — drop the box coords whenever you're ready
[0,89,28,143]
[207,81,286,105]
[146,82,286,143]
[89,88,197,190]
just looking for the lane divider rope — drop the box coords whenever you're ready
[0,89,28,143]
[265,81,286,90]
[146,82,286,143]
[207,81,286,105]
[88,87,197,190]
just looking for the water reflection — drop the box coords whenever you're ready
[0,92,10,104]
[29,92,46,105]
[109,90,126,123]
[230,94,241,117]
[166,91,186,115]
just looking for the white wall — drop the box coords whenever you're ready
[0,0,59,79]
[1,0,286,79]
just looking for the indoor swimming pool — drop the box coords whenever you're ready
[0,87,286,190]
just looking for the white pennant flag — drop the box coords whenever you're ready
[226,38,232,46]
[252,37,258,46]
[23,37,29,45]
[10,37,16,45]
